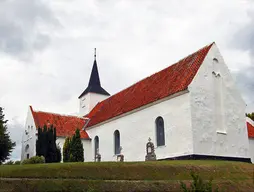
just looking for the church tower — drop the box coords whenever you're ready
[78,49,110,116]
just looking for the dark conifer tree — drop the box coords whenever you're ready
[35,124,61,163]
[36,127,43,156]
[0,107,16,164]
[69,129,84,162]
[42,125,48,158]
[63,137,71,162]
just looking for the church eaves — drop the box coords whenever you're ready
[78,49,110,99]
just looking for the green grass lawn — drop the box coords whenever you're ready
[0,160,253,192]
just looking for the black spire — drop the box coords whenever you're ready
[78,49,110,99]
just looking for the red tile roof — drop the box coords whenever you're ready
[86,43,214,128]
[30,106,90,139]
[247,122,254,138]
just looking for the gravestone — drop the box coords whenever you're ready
[95,148,101,162]
[145,137,156,161]
[117,146,124,162]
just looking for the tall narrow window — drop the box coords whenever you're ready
[25,144,29,152]
[114,130,120,155]
[25,144,29,159]
[94,136,99,158]
[156,117,165,146]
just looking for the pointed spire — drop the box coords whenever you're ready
[88,59,101,87]
[78,49,110,99]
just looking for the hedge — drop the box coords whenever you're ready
[0,160,253,181]
[1,179,254,192]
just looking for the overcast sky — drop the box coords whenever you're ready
[0,0,254,161]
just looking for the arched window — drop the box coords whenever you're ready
[156,117,165,146]
[213,58,220,74]
[94,136,99,158]
[25,144,30,159]
[114,130,120,155]
[25,144,29,152]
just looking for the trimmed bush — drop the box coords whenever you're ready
[22,156,45,164]
[14,160,21,165]
[4,160,14,165]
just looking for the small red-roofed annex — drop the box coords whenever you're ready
[246,117,254,162]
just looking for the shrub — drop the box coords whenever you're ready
[180,171,219,192]
[69,129,84,162]
[63,137,71,162]
[4,160,14,165]
[14,160,21,165]
[22,156,45,164]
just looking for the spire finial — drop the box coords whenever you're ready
[94,48,96,60]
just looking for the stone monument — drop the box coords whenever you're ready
[95,148,101,162]
[145,137,156,161]
[117,146,124,162]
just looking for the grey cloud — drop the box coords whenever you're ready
[232,11,254,55]
[0,0,58,58]
[231,9,254,112]
[7,118,23,161]
[233,65,254,112]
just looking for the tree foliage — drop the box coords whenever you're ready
[0,107,16,164]
[180,171,219,192]
[246,112,254,121]
[36,124,61,163]
[22,156,45,164]
[63,129,84,162]
[70,129,84,162]
[63,137,71,162]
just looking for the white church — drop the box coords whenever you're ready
[21,42,254,163]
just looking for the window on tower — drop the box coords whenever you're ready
[81,97,86,108]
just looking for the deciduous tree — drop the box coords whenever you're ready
[246,112,254,121]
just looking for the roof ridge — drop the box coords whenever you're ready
[33,110,83,119]
[86,42,214,127]
[91,42,213,105]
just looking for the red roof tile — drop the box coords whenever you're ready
[247,122,254,138]
[86,43,214,128]
[30,106,90,139]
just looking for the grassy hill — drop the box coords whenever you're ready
[0,160,253,192]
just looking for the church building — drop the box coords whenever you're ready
[21,43,254,163]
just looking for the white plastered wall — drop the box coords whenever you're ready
[21,107,37,161]
[86,92,193,162]
[249,139,254,163]
[188,44,250,159]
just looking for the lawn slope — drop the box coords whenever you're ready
[0,160,253,192]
